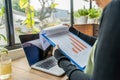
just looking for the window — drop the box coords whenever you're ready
[73,0,97,12]
[1,0,96,49]
[0,0,7,46]
[0,0,97,60]
[12,0,71,44]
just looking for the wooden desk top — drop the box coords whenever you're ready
[8,57,68,80]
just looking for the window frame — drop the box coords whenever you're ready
[5,0,15,46]
[4,0,93,49]
[3,0,93,59]
[4,0,74,50]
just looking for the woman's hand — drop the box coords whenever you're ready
[52,45,66,61]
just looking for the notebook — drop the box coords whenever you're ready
[19,34,65,76]
[40,25,92,70]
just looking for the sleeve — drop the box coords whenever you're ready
[69,27,96,46]
[54,49,90,80]
[92,1,120,80]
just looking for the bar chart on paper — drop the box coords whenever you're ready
[45,31,92,68]
[68,34,88,54]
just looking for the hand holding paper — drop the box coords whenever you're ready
[40,24,92,69]
[40,33,50,51]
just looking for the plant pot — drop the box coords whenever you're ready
[74,18,80,24]
[94,18,99,24]
[87,18,95,24]
[79,16,88,24]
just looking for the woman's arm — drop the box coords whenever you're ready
[69,27,96,46]
[54,49,90,80]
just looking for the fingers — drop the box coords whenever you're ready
[56,44,60,48]
[52,45,60,55]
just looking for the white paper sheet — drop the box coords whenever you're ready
[40,34,50,51]
[23,39,43,49]
[40,25,92,68]
[47,32,92,68]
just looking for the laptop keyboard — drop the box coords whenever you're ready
[36,58,57,70]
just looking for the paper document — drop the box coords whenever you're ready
[40,34,50,51]
[40,25,92,69]
[23,39,42,49]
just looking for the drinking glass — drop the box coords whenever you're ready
[0,54,12,80]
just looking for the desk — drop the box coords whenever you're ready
[8,57,67,80]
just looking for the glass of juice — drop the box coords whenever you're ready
[0,54,12,80]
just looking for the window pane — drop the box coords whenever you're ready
[0,0,7,46]
[12,0,70,43]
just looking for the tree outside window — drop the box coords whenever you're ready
[12,0,70,43]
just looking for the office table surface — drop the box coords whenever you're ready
[8,57,68,80]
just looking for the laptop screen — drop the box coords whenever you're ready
[19,34,53,66]
[22,42,42,66]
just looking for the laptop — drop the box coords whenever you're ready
[19,34,65,76]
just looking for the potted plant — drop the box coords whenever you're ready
[0,34,6,41]
[74,11,81,24]
[87,8,101,24]
[76,8,89,24]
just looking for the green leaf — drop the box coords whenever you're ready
[88,8,102,18]
[19,0,29,9]
[1,7,5,14]
[50,3,58,9]
[0,12,2,17]
[30,6,34,11]
[0,47,8,57]
[78,9,89,16]
[22,19,28,25]
[24,18,34,28]
[0,34,7,41]
[0,7,5,17]
[27,12,34,19]
[74,11,80,18]
[32,27,40,33]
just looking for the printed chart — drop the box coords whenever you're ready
[68,34,87,54]
[46,31,92,68]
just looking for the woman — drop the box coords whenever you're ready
[54,0,120,80]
